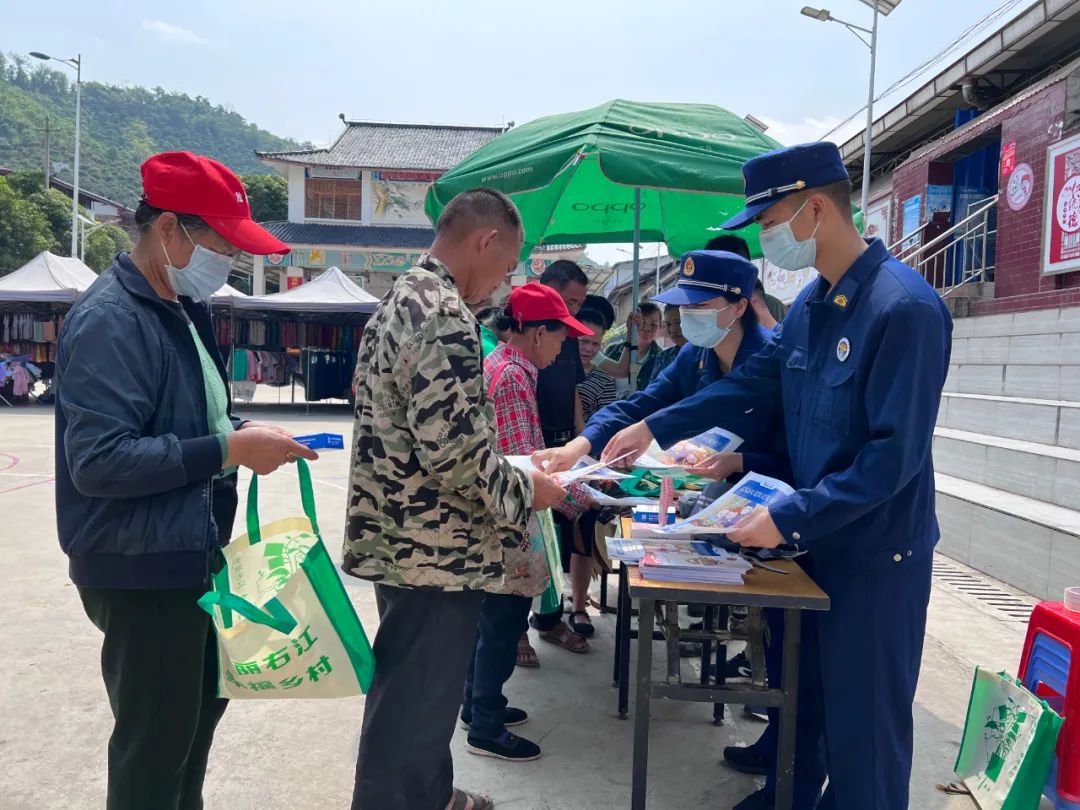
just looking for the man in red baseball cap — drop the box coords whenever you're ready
[55,150,315,808]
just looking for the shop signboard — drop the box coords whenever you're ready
[1042,133,1080,275]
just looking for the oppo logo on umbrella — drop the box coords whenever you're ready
[571,202,647,214]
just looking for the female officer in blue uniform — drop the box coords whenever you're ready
[564,250,783,480]
[578,142,953,810]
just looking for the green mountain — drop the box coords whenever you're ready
[0,51,307,208]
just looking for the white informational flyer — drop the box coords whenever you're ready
[654,472,794,535]
[507,455,631,486]
[634,427,743,475]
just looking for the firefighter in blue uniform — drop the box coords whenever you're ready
[539,252,806,807]
[547,142,953,809]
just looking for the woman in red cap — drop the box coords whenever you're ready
[459,282,593,763]
[55,151,317,809]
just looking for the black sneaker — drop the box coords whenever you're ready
[723,743,771,775]
[719,651,752,682]
[466,730,541,762]
[459,706,528,731]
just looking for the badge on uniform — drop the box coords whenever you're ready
[683,257,696,276]
[836,337,851,362]
[833,294,848,308]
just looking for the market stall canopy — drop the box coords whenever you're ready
[235,266,379,314]
[0,251,98,302]
[424,100,786,259]
[211,283,249,300]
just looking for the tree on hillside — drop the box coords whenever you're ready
[83,224,132,273]
[243,174,288,222]
[0,176,55,271]
[26,188,74,252]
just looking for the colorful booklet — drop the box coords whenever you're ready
[634,427,743,475]
[640,541,751,584]
[582,485,659,508]
[654,472,794,535]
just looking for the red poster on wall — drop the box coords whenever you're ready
[286,276,304,289]
[1043,133,1080,275]
[1001,141,1017,176]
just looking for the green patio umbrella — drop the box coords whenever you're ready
[424,99,786,264]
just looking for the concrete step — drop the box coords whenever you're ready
[938,392,1080,448]
[944,361,1080,401]
[933,427,1080,509]
[935,473,1080,600]
[952,306,1080,339]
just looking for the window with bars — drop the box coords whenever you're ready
[305,178,362,221]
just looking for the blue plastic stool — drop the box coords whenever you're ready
[1023,633,1079,810]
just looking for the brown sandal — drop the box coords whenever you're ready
[516,635,540,668]
[538,621,589,654]
[448,787,494,810]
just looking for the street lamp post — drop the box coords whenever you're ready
[801,2,900,214]
[30,51,81,257]
[77,214,105,261]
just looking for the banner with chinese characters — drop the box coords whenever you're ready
[371,170,439,226]
[1043,133,1080,276]
[199,460,374,699]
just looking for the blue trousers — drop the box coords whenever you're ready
[761,554,933,809]
[461,592,532,740]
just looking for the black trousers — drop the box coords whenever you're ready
[352,584,484,810]
[78,586,228,810]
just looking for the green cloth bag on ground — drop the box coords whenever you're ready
[198,459,375,699]
[537,509,563,615]
[954,667,1063,810]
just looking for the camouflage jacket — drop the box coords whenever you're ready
[342,255,533,590]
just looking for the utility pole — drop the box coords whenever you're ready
[43,116,51,193]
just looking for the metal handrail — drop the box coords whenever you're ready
[888,221,930,255]
[905,195,999,263]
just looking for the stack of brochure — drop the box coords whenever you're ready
[606,538,693,564]
[639,541,752,584]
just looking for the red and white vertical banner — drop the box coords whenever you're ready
[658,477,675,527]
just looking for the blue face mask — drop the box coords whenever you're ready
[681,304,737,349]
[759,199,820,271]
[162,225,233,301]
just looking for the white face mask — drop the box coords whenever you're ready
[759,199,820,271]
[161,224,233,301]
[680,304,738,349]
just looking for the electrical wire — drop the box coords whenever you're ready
[819,0,1029,142]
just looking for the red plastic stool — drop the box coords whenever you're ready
[1019,602,1080,805]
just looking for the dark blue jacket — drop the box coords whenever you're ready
[648,240,952,571]
[581,324,789,481]
[55,253,236,589]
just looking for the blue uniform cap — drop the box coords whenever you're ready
[721,142,850,231]
[653,250,758,306]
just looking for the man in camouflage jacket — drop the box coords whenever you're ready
[345,189,567,810]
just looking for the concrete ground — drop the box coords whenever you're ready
[0,401,1041,809]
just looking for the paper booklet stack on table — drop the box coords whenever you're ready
[639,541,752,584]
[634,427,742,476]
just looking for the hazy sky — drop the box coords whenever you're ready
[7,0,1027,262]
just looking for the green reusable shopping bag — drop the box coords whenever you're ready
[537,509,563,615]
[954,667,1063,810]
[198,459,375,699]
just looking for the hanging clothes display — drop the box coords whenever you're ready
[301,349,356,402]
[230,350,288,386]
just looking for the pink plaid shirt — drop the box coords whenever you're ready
[485,343,586,520]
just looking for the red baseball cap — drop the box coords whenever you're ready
[141,151,290,256]
[508,283,593,337]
